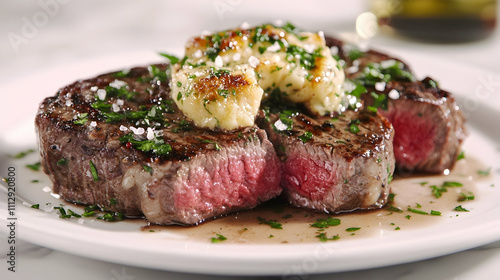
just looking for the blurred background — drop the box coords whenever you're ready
[0,0,499,87]
[1,1,499,279]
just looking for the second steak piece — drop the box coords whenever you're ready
[262,110,395,213]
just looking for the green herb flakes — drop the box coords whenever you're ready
[454,205,469,212]
[316,232,340,242]
[310,217,341,228]
[298,131,313,143]
[89,160,99,181]
[257,217,283,229]
[143,165,153,175]
[57,158,68,166]
[74,113,89,125]
[458,192,475,202]
[159,52,180,64]
[346,227,361,232]
[31,204,40,209]
[456,151,465,161]
[477,167,491,176]
[211,234,227,243]
[26,162,41,171]
[12,149,35,159]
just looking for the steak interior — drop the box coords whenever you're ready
[36,64,282,225]
[260,110,394,213]
[326,36,467,173]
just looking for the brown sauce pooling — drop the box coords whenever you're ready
[142,156,490,244]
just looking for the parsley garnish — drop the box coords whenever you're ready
[211,234,227,243]
[158,52,180,64]
[26,162,41,171]
[143,165,153,175]
[454,205,469,212]
[316,232,340,242]
[298,131,313,143]
[257,217,283,229]
[119,133,172,156]
[310,217,341,228]
[346,227,361,232]
[458,192,475,202]
[12,149,35,159]
[57,158,68,166]
[74,113,89,125]
[89,160,99,181]
[477,167,491,176]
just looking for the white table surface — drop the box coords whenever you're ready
[1,1,499,279]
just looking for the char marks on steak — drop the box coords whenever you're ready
[260,109,395,213]
[36,64,282,225]
[326,36,467,173]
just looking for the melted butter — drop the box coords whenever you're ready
[143,157,491,244]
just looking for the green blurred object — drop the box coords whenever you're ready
[370,0,497,42]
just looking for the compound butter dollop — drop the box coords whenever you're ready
[170,23,345,130]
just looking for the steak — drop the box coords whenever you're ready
[35,64,282,225]
[259,108,395,213]
[326,36,467,173]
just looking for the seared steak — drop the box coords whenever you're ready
[260,109,395,213]
[36,64,282,225]
[326,36,467,173]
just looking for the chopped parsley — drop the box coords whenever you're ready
[26,162,41,171]
[257,217,283,229]
[310,217,341,228]
[89,160,99,181]
[98,212,125,222]
[12,149,35,159]
[31,204,40,209]
[158,52,180,64]
[196,138,221,151]
[73,113,89,125]
[57,158,68,166]
[298,131,313,143]
[458,192,475,202]
[477,167,491,176]
[430,181,463,198]
[143,165,153,175]
[454,205,469,212]
[211,234,227,243]
[316,232,340,242]
[346,227,361,232]
[456,151,465,161]
[119,133,172,156]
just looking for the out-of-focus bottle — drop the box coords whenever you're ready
[370,0,497,42]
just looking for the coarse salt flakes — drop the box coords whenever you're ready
[109,79,127,89]
[116,99,124,106]
[193,49,202,59]
[65,100,73,107]
[146,127,155,140]
[112,103,120,112]
[215,55,223,68]
[90,86,98,92]
[119,125,128,131]
[388,89,400,99]
[97,89,106,100]
[130,126,145,135]
[375,82,386,91]
[90,121,97,127]
[248,56,260,68]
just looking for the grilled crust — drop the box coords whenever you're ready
[36,64,282,224]
[261,110,395,213]
[326,36,466,173]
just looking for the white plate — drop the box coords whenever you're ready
[1,48,499,276]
